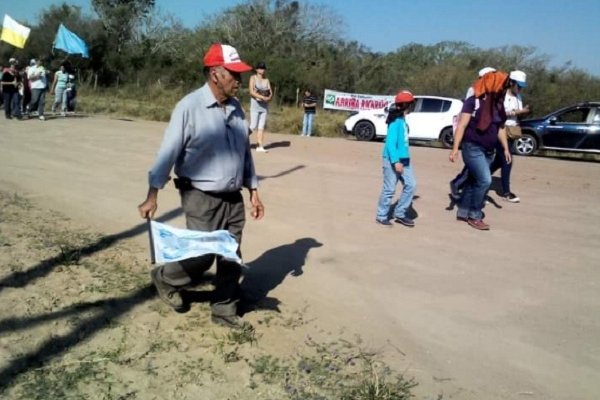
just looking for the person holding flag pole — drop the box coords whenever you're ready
[138,43,264,329]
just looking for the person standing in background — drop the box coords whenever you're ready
[27,57,48,121]
[301,89,317,136]
[1,58,22,120]
[51,62,69,117]
[248,61,272,152]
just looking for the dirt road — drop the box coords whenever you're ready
[1,115,599,399]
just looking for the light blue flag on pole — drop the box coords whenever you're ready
[149,220,242,264]
[53,24,89,58]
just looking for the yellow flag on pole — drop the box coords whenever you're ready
[1,15,31,48]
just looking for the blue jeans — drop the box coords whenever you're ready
[302,112,314,136]
[3,92,21,118]
[376,160,416,220]
[457,141,494,220]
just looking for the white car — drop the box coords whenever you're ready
[343,95,463,147]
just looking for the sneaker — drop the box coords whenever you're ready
[39,115,45,121]
[211,314,247,329]
[150,267,184,310]
[503,192,520,203]
[394,217,415,227]
[375,218,393,226]
[256,146,268,153]
[467,218,490,230]
[60,112,66,117]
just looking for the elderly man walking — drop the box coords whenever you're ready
[138,43,265,328]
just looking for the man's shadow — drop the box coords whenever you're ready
[265,141,290,150]
[250,141,291,150]
[445,190,502,211]
[387,195,419,220]
[239,238,322,314]
[489,176,506,198]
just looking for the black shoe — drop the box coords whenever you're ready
[150,267,184,310]
[456,215,468,222]
[394,217,415,227]
[503,192,520,203]
[375,218,393,226]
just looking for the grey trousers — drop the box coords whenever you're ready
[159,188,245,316]
[29,89,46,116]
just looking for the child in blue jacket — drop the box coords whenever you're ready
[376,90,417,227]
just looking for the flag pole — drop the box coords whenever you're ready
[146,217,156,265]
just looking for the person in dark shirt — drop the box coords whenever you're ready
[1,59,22,119]
[301,89,317,136]
[449,71,511,230]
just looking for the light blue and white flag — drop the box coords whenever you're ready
[53,24,89,58]
[149,220,241,264]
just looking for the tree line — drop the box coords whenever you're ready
[2,0,599,116]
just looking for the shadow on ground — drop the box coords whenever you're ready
[0,208,183,294]
[239,237,323,315]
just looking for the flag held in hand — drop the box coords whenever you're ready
[148,220,242,264]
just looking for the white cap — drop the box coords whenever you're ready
[509,70,527,87]
[478,67,496,77]
[9,57,17,65]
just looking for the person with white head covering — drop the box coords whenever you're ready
[465,67,496,99]
[450,67,498,199]
[489,70,530,203]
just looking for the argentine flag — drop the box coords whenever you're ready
[1,15,30,49]
[149,221,241,264]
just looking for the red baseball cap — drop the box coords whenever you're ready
[203,43,252,73]
[394,90,415,104]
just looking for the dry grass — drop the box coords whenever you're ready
[0,189,427,399]
[77,85,351,137]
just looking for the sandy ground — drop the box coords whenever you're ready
[1,114,599,399]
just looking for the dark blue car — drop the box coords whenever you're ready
[515,102,600,155]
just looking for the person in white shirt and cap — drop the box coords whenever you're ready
[489,70,530,203]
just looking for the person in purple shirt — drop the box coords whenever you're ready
[449,71,511,230]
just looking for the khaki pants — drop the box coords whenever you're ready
[159,188,245,316]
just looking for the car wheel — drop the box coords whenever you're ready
[439,127,453,148]
[514,133,537,156]
[353,121,376,141]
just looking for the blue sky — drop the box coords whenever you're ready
[2,0,599,75]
